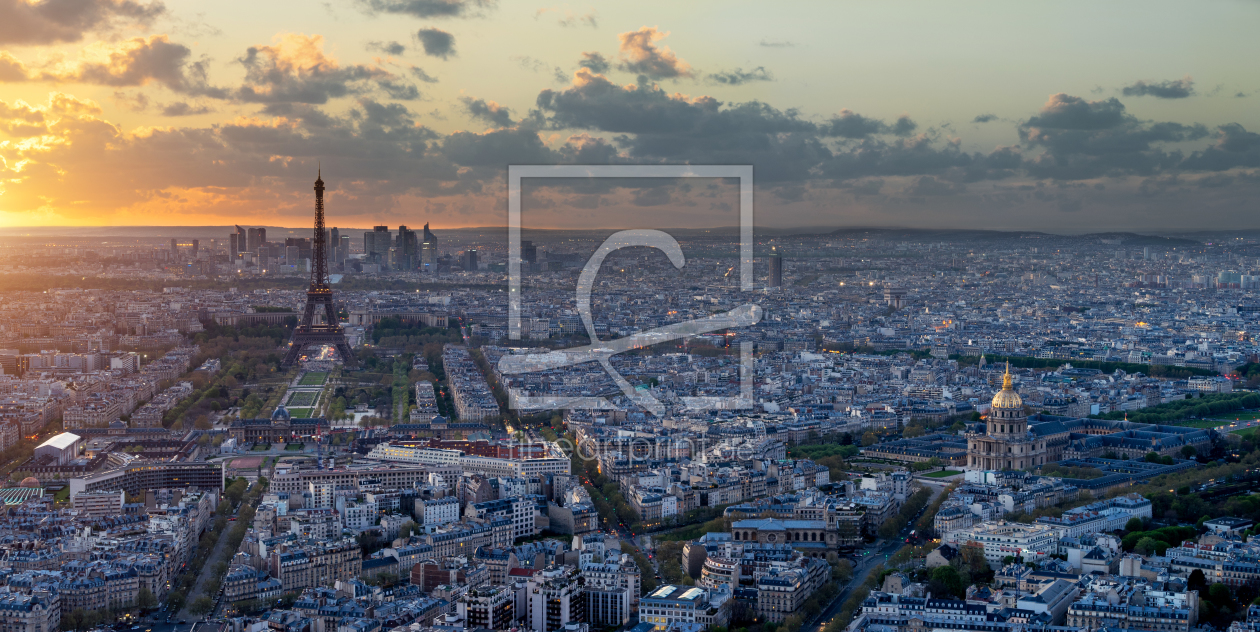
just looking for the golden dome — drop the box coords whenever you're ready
[991,364,1023,410]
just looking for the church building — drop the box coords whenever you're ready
[966,365,1059,470]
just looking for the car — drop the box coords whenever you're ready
[179,621,186,625]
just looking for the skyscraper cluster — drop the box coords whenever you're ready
[362,223,443,272]
[227,224,350,273]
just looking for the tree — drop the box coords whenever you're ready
[958,543,988,574]
[1208,582,1236,610]
[903,424,926,438]
[137,587,157,610]
[398,520,418,539]
[833,559,854,583]
[928,565,966,599]
[862,431,878,447]
[1124,517,1144,532]
[1135,537,1160,555]
[1188,569,1208,595]
[1182,445,1197,459]
[189,596,214,616]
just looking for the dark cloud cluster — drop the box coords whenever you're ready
[460,96,513,127]
[0,0,164,45]
[59,35,226,97]
[160,101,212,116]
[823,110,917,138]
[415,27,455,59]
[578,52,610,74]
[236,34,418,104]
[367,40,406,55]
[358,0,493,19]
[707,66,773,85]
[1122,77,1194,99]
[1018,93,1211,179]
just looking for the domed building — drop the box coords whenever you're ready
[18,477,40,488]
[228,404,329,444]
[966,364,1052,471]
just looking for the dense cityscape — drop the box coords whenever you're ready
[2,170,1260,632]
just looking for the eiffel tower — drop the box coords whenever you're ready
[283,169,357,367]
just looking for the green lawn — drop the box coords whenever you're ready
[1214,411,1260,421]
[287,391,318,407]
[284,443,305,451]
[286,407,314,418]
[299,372,329,386]
[251,443,271,451]
[1171,419,1234,428]
[922,470,963,478]
[1232,427,1260,439]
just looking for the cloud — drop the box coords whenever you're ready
[1178,123,1260,172]
[112,90,149,111]
[378,80,421,100]
[0,0,164,45]
[0,99,50,136]
[578,51,609,74]
[906,175,965,196]
[707,66,773,85]
[441,127,556,166]
[1019,93,1212,179]
[37,36,227,97]
[822,110,917,138]
[616,26,691,79]
[416,27,455,59]
[535,7,596,27]
[236,33,410,104]
[758,39,794,48]
[1122,76,1194,99]
[367,41,406,55]
[460,96,513,127]
[973,113,997,123]
[631,186,671,206]
[409,66,438,83]
[0,52,32,82]
[358,0,493,19]
[891,115,917,136]
[822,110,886,139]
[1024,93,1127,130]
[160,101,212,116]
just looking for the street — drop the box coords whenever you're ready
[805,479,948,632]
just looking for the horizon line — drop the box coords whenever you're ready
[0,224,1248,237]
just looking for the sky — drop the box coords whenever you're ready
[0,0,1258,231]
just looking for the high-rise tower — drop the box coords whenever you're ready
[283,169,357,367]
[768,246,783,288]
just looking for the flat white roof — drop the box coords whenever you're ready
[37,432,81,451]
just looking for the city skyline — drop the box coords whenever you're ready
[0,1,1257,230]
